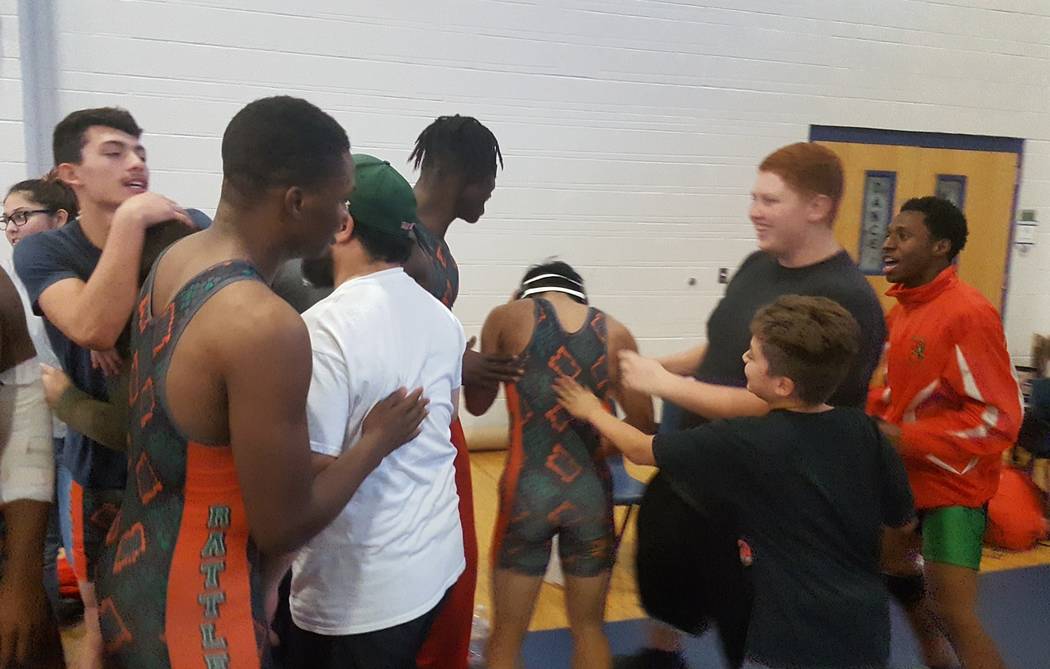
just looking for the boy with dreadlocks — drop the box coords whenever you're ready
[407,114,526,669]
[465,261,654,669]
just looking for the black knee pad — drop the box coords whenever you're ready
[884,573,925,607]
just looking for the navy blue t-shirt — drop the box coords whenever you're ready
[13,211,211,489]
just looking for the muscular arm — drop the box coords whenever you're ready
[464,306,509,416]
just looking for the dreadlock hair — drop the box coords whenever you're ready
[517,260,588,305]
[409,115,503,181]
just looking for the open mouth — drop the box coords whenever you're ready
[883,256,900,272]
[124,179,148,193]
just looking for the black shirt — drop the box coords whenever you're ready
[653,408,915,668]
[679,250,886,427]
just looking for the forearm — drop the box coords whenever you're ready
[65,218,146,348]
[656,344,706,377]
[587,410,656,466]
[259,438,385,554]
[0,499,50,580]
[53,380,128,451]
[657,374,767,420]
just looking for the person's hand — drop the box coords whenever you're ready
[619,350,673,395]
[553,376,603,422]
[113,192,193,231]
[90,349,123,377]
[360,388,429,459]
[39,364,71,408]
[0,574,49,668]
[462,337,525,389]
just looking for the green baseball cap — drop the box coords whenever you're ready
[349,154,417,240]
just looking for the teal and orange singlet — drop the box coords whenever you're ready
[95,261,270,669]
[493,298,615,577]
[413,223,459,309]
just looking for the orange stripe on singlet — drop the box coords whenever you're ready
[166,442,261,669]
[70,480,89,584]
[491,384,528,565]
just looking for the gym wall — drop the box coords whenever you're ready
[3,1,1049,440]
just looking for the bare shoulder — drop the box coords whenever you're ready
[198,281,310,363]
[486,299,536,334]
[603,312,637,350]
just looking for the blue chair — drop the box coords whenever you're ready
[608,453,647,550]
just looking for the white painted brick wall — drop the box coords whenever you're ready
[0,0,24,268]
[17,1,1050,435]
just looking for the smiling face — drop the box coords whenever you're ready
[749,171,827,259]
[58,125,149,210]
[882,210,951,288]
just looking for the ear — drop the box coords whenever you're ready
[333,214,354,244]
[931,237,953,259]
[282,186,305,219]
[53,209,70,227]
[55,163,81,189]
[807,193,834,224]
[773,375,796,400]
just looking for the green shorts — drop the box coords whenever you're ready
[921,506,987,571]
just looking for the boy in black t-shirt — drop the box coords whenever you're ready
[555,295,916,669]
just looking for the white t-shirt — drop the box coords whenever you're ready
[1,251,65,439]
[290,267,466,636]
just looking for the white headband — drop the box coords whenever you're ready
[521,273,584,287]
[520,286,588,301]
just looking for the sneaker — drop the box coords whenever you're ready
[613,648,690,669]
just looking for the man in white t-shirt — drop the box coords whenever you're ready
[287,154,466,669]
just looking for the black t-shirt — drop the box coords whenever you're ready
[653,408,915,668]
[679,250,886,428]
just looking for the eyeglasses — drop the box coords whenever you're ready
[0,209,54,231]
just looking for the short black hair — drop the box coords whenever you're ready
[222,96,350,199]
[517,259,587,304]
[6,176,79,217]
[409,115,502,181]
[299,226,413,289]
[53,107,142,165]
[900,196,969,260]
[354,224,413,265]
